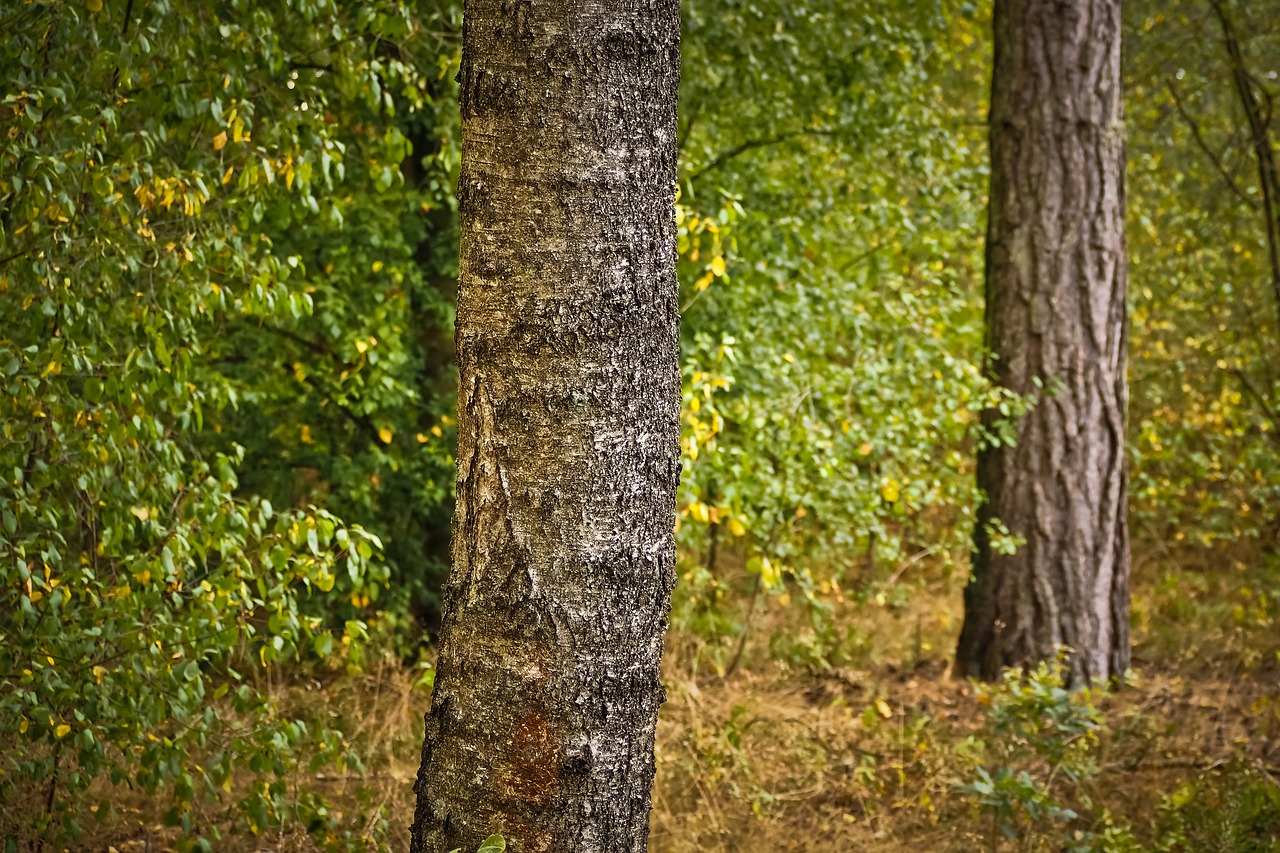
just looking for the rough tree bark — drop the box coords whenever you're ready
[408,2,681,852]
[955,0,1130,684]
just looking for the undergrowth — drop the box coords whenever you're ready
[26,541,1280,852]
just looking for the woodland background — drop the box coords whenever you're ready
[1,0,1279,850]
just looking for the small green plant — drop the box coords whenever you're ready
[959,658,1107,850]
[1152,761,1280,852]
[450,834,506,853]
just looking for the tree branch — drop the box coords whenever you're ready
[1165,76,1256,208]
[688,127,840,182]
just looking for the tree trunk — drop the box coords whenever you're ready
[956,0,1130,684]
[408,2,681,853]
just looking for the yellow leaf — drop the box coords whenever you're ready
[212,131,227,151]
[759,557,781,589]
[371,260,384,272]
[221,166,235,185]
[377,428,393,444]
[29,590,43,603]
[133,569,151,585]
[416,433,429,443]
[881,479,900,503]
[93,665,106,683]
[19,717,28,734]
[727,517,746,537]
[55,724,71,738]
[87,0,102,11]
[300,425,313,445]
[875,698,892,719]
[710,256,726,276]
[131,506,150,521]
[859,443,873,456]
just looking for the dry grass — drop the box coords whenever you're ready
[62,539,1280,851]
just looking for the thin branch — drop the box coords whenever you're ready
[688,127,840,182]
[1230,367,1280,444]
[1165,76,1256,208]
[1211,0,1280,337]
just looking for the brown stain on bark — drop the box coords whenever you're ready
[496,706,561,805]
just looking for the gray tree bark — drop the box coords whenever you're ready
[408,2,681,852]
[956,0,1130,684]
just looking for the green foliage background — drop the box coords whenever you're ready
[1,0,1278,848]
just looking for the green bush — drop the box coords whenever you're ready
[0,0,454,846]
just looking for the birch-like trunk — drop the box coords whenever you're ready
[408,2,680,852]
[956,0,1130,684]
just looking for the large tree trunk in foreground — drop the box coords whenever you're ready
[956,0,1130,684]
[409,2,681,852]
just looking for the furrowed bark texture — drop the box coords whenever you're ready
[409,2,681,852]
[956,0,1130,684]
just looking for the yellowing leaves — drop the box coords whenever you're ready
[710,256,726,277]
[377,427,393,445]
[881,478,901,503]
[875,698,893,719]
[757,556,781,590]
[212,131,227,151]
[54,724,71,739]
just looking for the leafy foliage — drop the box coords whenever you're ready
[671,0,1022,670]
[1126,0,1280,550]
[0,0,456,845]
[959,661,1107,849]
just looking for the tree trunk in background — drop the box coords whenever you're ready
[955,0,1130,684]
[408,2,681,852]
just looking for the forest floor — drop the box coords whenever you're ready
[89,539,1280,853]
